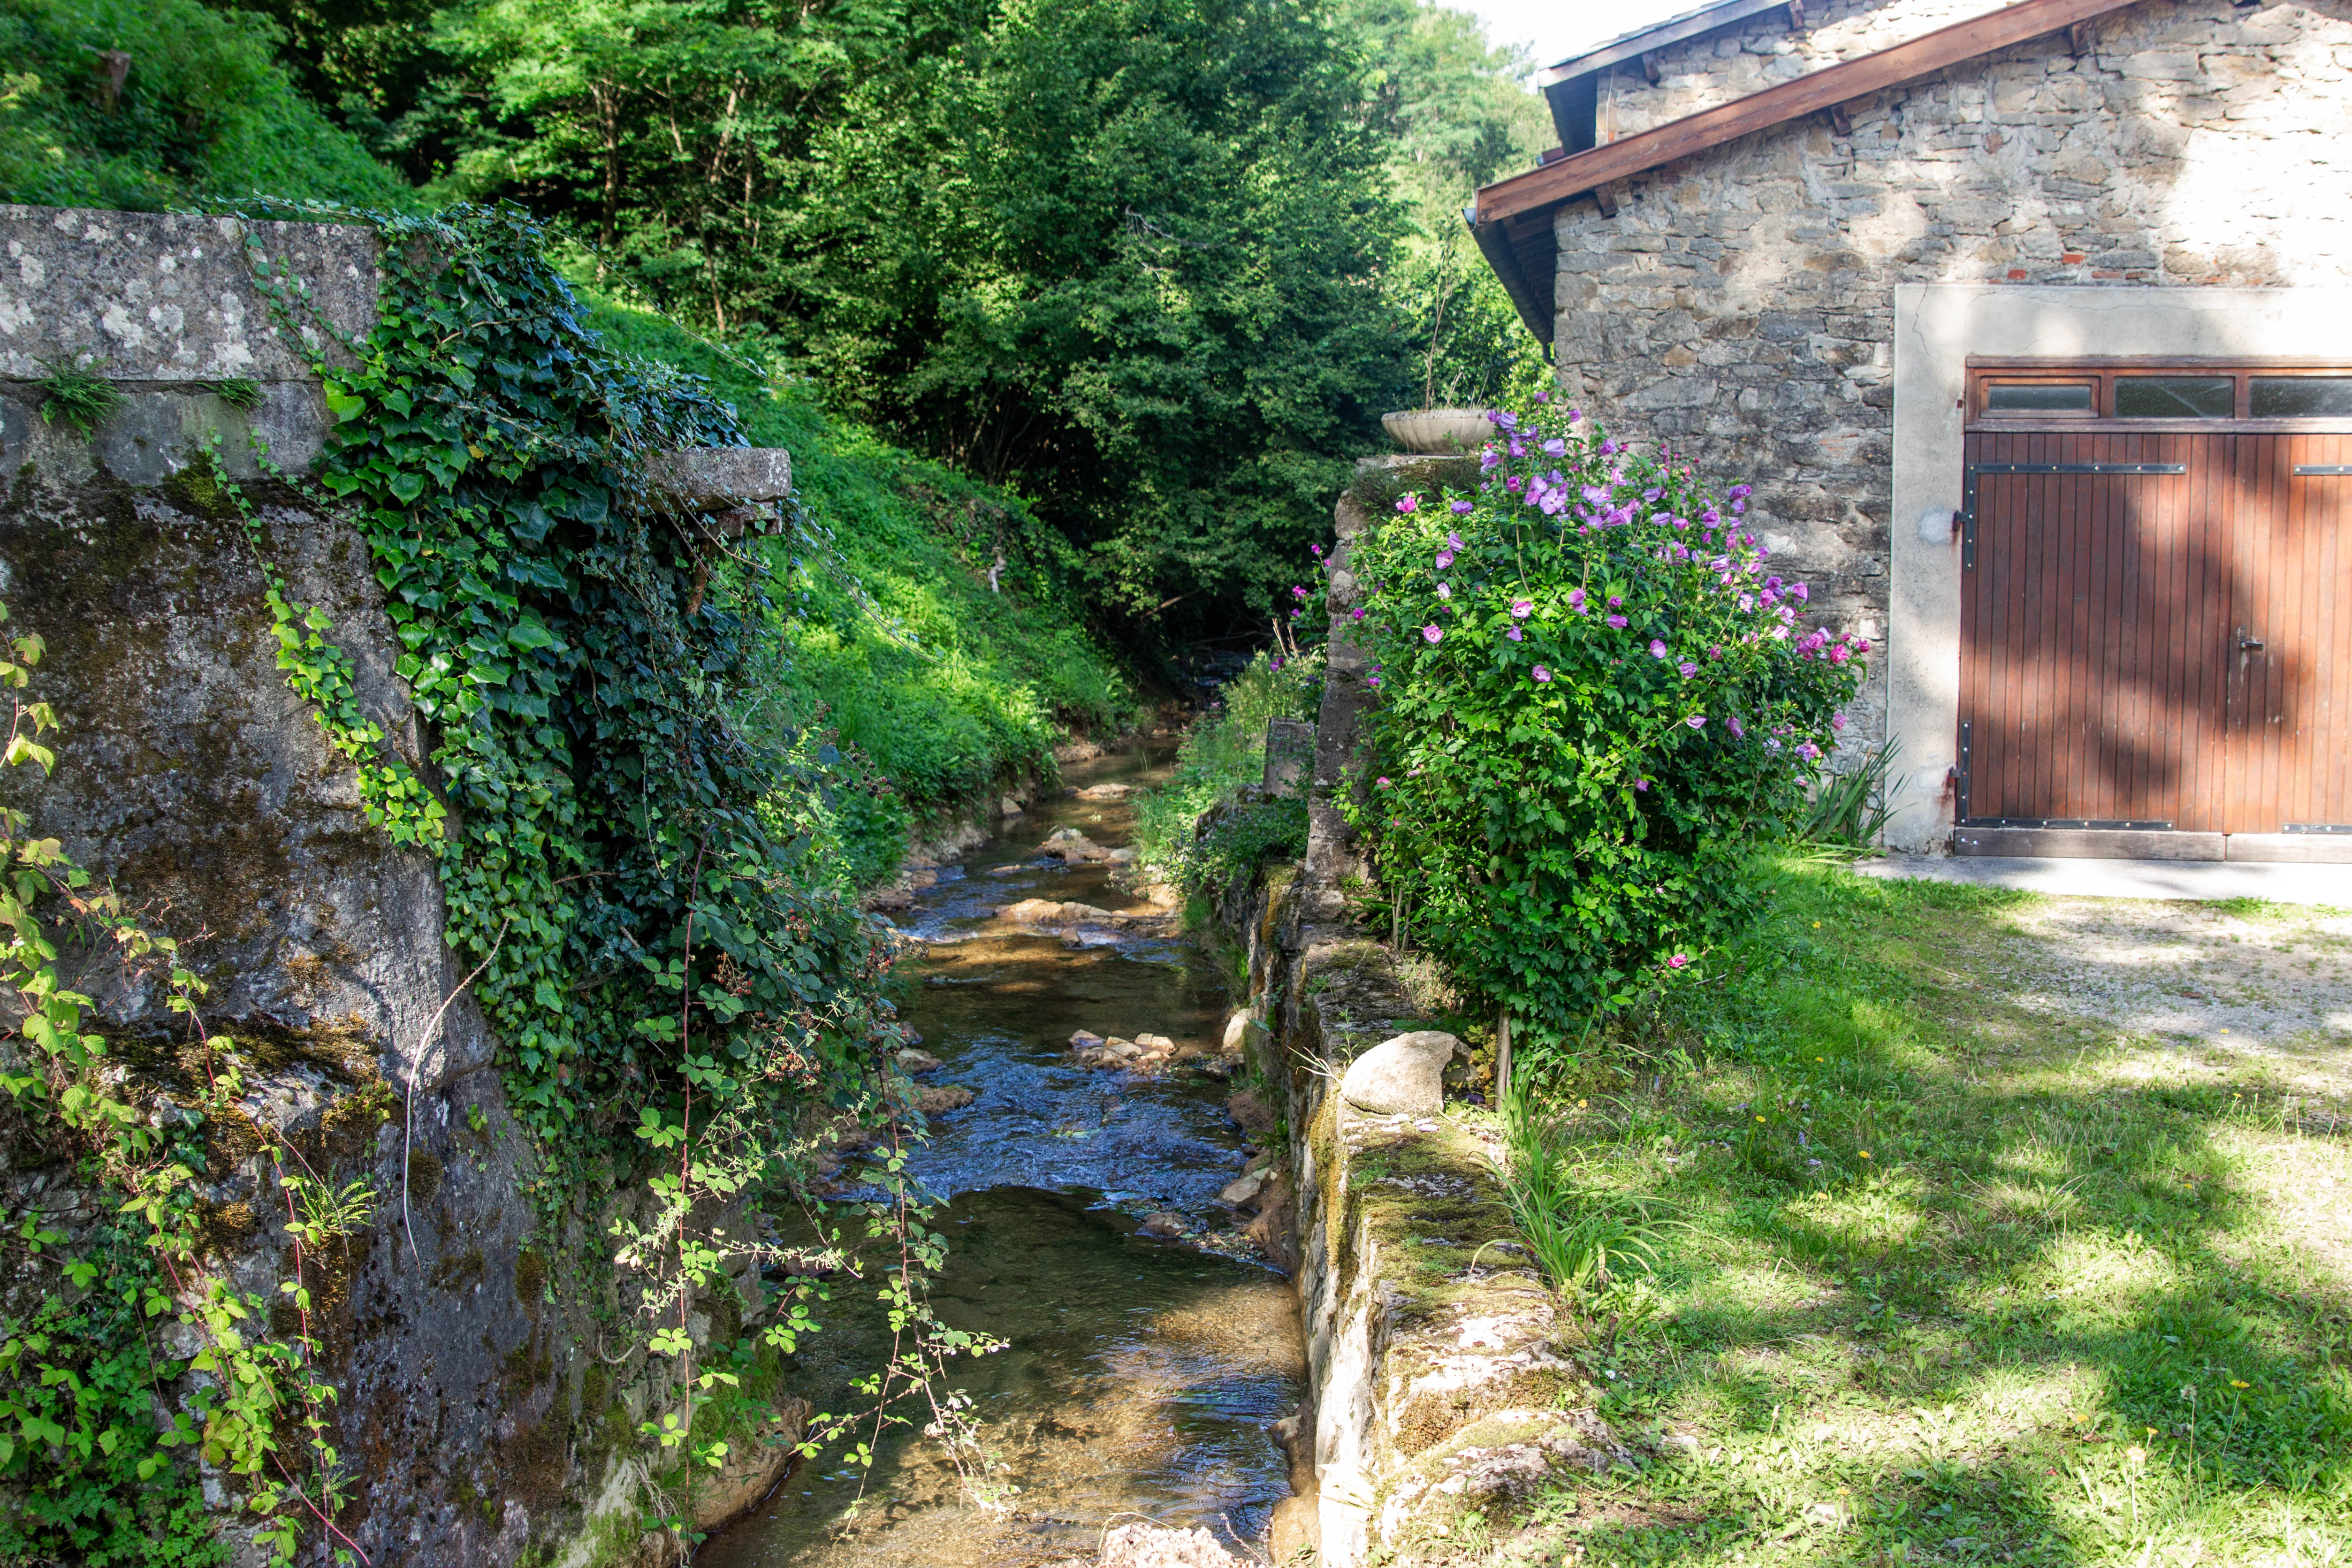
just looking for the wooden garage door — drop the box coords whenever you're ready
[1959,366,2352,835]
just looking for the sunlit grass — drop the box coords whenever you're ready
[1448,867,2352,1568]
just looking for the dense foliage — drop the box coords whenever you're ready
[1347,401,1866,1052]
[0,0,410,210]
[198,0,1545,644]
[264,201,894,1142]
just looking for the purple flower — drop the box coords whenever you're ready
[1635,777,1650,792]
[1606,614,1628,630]
[1832,712,1849,731]
[1436,583,1452,601]
[1853,637,1872,654]
[1293,585,1309,600]
[1502,601,1528,623]
[1535,389,1550,402]
[1727,715,1744,738]
[1831,644,1851,665]
[1368,674,1382,687]
[1667,953,1690,970]
[1567,588,1586,609]
[1447,532,1463,550]
[1686,715,1706,729]
[1396,494,1419,514]
[1271,656,1284,671]
[1532,665,1553,683]
[1798,741,1822,761]
[1422,624,1443,644]
[1449,499,1474,516]
[1436,550,1454,570]
[1351,607,1365,621]
[1505,626,1523,641]
[1792,583,1810,602]
[1728,484,1752,501]
[1678,660,1698,677]
[1607,595,1623,609]
[1649,639,1667,658]
[1543,438,1567,457]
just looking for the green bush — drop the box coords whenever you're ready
[1133,650,1321,894]
[0,0,411,211]
[1347,400,1865,1054]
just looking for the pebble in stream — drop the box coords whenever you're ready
[698,746,1305,1568]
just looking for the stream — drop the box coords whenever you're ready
[700,744,1304,1568]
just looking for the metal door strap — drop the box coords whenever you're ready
[2292,465,2352,475]
[1958,463,2186,569]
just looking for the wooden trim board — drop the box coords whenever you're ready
[1950,828,2224,860]
[1476,0,2146,224]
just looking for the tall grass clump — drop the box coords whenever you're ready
[1492,1077,1669,1315]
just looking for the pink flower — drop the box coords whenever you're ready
[1686,715,1706,729]
[1606,614,1628,629]
[1377,776,1392,788]
[1830,644,1851,665]
[1396,495,1419,514]
[1667,953,1690,970]
[1505,626,1523,641]
[1649,639,1668,658]
[1853,637,1871,654]
[1351,608,1366,620]
[1831,712,1848,731]
[1422,624,1443,644]
[1635,777,1650,792]
[1533,665,1553,683]
[1436,582,1452,600]
[1510,599,1532,619]
[1678,661,1698,677]
[1436,550,1454,570]
[1607,595,1624,609]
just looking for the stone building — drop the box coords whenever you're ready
[1472,0,2352,858]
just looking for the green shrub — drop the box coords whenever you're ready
[1133,650,1321,893]
[1347,400,1865,1055]
[0,0,411,211]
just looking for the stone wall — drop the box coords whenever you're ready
[1213,866,1633,1568]
[1550,0,2352,790]
[0,207,774,1568]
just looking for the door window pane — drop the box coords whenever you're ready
[2114,376,2235,418]
[2250,377,2352,417]
[1985,382,2093,412]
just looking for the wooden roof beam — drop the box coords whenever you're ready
[1477,0,2143,226]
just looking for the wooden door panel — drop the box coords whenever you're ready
[2230,435,2352,831]
[1959,431,2232,829]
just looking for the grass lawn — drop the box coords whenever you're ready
[1457,865,2352,1568]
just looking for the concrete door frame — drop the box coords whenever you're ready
[1886,283,2352,853]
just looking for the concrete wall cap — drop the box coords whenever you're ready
[643,446,793,505]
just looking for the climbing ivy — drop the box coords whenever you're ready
[245,203,892,1148]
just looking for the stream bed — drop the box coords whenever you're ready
[700,745,1303,1568]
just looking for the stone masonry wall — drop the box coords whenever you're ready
[1552,0,2352,754]
[0,207,776,1568]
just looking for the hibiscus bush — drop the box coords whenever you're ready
[1347,398,1868,1054]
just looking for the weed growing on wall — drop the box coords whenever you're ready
[0,604,373,1563]
[1346,399,1865,1056]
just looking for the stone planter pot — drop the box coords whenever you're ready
[1380,407,1492,455]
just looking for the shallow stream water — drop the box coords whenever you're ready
[700,746,1303,1568]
